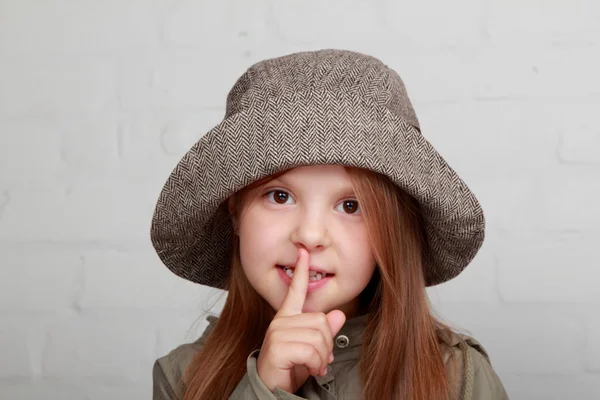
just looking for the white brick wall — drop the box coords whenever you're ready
[0,1,598,399]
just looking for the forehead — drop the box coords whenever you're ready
[272,165,350,184]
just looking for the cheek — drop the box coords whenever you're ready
[237,205,283,268]
[337,225,376,279]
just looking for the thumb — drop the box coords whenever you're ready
[326,310,347,336]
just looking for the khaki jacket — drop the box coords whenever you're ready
[153,315,509,399]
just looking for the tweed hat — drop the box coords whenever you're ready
[150,49,485,289]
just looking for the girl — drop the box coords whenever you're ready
[150,49,508,399]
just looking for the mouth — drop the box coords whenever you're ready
[276,265,332,282]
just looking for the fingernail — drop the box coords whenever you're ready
[321,367,327,376]
[329,352,334,363]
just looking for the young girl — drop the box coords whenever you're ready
[150,49,508,399]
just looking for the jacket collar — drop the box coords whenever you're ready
[329,313,465,362]
[330,313,369,362]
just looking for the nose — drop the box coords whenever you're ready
[290,210,331,250]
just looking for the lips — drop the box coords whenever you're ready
[276,264,332,275]
[276,265,333,291]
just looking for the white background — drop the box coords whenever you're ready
[0,1,599,399]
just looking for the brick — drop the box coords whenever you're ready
[488,0,600,44]
[162,0,268,47]
[473,45,600,99]
[0,315,47,378]
[105,112,171,182]
[162,0,228,46]
[116,53,164,112]
[436,303,584,375]
[157,111,224,157]
[42,316,156,383]
[0,55,117,116]
[116,110,224,182]
[77,249,207,310]
[417,101,561,178]
[0,248,82,311]
[117,50,249,111]
[381,0,485,47]
[0,325,32,377]
[586,314,600,372]
[560,129,600,164]
[0,119,63,187]
[381,48,479,103]
[390,45,600,103]
[78,385,150,400]
[56,115,121,180]
[122,110,222,159]
[0,115,121,187]
[0,0,160,53]
[0,191,8,218]
[497,231,600,303]
[0,383,149,400]
[500,374,600,400]
[427,239,498,304]
[270,0,384,44]
[417,101,564,231]
[558,103,600,164]
[0,182,158,242]
[471,176,538,232]
[464,165,600,233]
[530,167,600,231]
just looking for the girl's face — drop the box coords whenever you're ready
[234,165,377,318]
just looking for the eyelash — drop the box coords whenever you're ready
[264,189,361,215]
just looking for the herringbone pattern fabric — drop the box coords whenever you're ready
[150,49,485,288]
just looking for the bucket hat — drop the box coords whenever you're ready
[150,49,485,289]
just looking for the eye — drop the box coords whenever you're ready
[335,200,361,214]
[265,190,294,205]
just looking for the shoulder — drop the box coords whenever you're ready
[152,315,218,400]
[437,328,491,363]
[436,329,509,400]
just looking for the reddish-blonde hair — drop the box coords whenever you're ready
[182,167,451,399]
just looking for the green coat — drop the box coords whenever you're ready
[153,315,509,399]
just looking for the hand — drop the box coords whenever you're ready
[256,248,346,393]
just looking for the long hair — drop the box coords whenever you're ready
[182,167,451,399]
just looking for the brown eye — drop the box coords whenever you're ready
[341,200,360,214]
[268,190,290,204]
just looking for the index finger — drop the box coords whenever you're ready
[276,248,309,317]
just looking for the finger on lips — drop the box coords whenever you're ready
[270,249,334,377]
[277,248,310,317]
